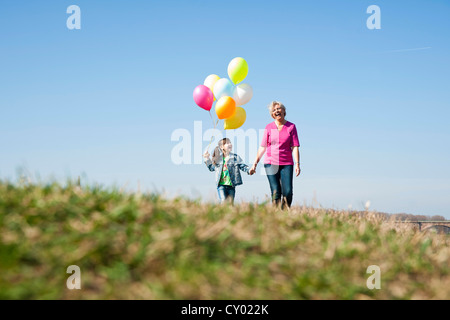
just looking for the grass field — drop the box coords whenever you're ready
[0,179,449,299]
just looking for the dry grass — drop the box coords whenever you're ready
[0,179,448,299]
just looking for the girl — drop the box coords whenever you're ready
[203,138,253,204]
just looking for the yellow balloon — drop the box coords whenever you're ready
[228,57,248,85]
[224,107,246,130]
[215,96,236,120]
[204,74,220,101]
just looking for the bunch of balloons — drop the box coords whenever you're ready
[193,57,253,130]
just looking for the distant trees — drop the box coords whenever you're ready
[389,213,447,221]
[430,215,446,221]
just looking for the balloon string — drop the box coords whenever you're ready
[206,110,220,151]
[208,110,215,127]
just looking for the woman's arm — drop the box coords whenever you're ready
[292,146,300,177]
[249,146,267,174]
[291,124,301,177]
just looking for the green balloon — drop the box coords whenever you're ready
[228,57,248,85]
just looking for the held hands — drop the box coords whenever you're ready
[248,163,257,175]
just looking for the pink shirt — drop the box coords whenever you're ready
[261,121,300,165]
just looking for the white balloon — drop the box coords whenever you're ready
[204,74,220,92]
[233,83,253,106]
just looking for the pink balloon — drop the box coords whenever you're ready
[193,85,214,111]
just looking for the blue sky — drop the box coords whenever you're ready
[1,0,450,218]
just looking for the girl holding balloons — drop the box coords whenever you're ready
[203,138,254,204]
[193,57,255,204]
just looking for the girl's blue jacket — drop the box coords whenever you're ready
[204,152,250,187]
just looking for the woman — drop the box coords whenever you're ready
[249,101,300,209]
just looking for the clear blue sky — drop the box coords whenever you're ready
[1,0,450,218]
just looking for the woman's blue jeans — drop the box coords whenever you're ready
[264,164,293,209]
[217,185,235,204]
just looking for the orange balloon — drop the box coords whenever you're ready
[215,96,236,119]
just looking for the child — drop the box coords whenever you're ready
[203,138,253,204]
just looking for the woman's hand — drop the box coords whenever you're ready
[250,147,266,175]
[203,151,210,160]
[295,164,301,177]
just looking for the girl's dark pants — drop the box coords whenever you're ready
[217,185,235,204]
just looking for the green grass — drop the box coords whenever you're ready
[0,179,449,299]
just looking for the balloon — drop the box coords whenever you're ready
[215,96,236,119]
[228,57,248,85]
[213,78,235,101]
[204,74,220,101]
[224,107,246,130]
[233,83,253,106]
[193,85,214,111]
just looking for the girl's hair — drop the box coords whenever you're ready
[212,138,231,165]
[267,101,286,119]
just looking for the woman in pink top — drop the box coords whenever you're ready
[249,101,301,209]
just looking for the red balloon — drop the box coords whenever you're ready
[193,85,214,111]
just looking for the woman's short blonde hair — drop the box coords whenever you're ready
[268,101,286,118]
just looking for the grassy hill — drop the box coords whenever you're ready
[0,179,449,299]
